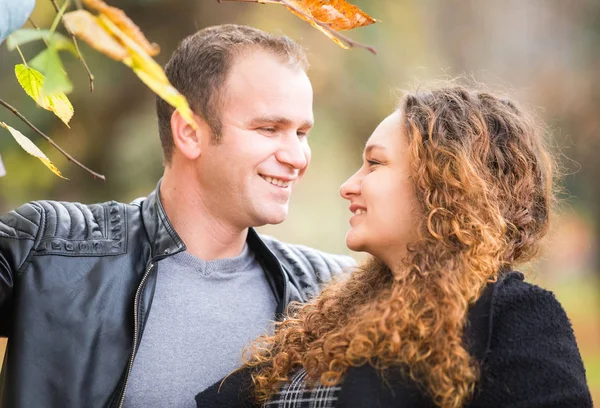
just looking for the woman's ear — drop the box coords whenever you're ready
[170,109,207,160]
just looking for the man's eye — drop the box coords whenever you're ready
[260,127,277,133]
[297,131,309,138]
[367,159,381,166]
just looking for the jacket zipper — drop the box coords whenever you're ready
[116,261,155,408]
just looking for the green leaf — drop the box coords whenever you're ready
[0,122,67,179]
[14,64,74,126]
[50,0,70,35]
[49,34,77,56]
[29,47,73,95]
[7,29,77,56]
[7,29,52,49]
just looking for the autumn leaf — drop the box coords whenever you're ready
[285,0,376,31]
[15,64,74,126]
[62,10,128,61]
[287,8,348,48]
[0,122,67,179]
[280,0,376,49]
[82,0,160,56]
[223,0,377,52]
[97,14,197,129]
[63,5,195,129]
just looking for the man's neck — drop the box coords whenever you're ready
[160,173,248,260]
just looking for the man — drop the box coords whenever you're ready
[0,25,354,408]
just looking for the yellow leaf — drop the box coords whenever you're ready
[82,0,160,56]
[133,67,197,127]
[46,93,74,127]
[15,64,74,126]
[0,122,67,179]
[63,10,128,61]
[98,14,198,130]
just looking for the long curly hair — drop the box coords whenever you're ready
[242,86,556,407]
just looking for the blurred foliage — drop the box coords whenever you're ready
[1,0,599,403]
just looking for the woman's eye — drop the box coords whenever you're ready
[367,159,381,166]
[260,127,277,133]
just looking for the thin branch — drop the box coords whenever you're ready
[28,18,52,48]
[0,98,106,181]
[50,0,95,92]
[217,0,377,54]
[28,18,40,29]
[14,44,28,66]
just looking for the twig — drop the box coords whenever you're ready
[28,17,39,28]
[14,44,28,66]
[50,0,95,92]
[0,98,106,181]
[28,18,52,48]
[217,0,377,54]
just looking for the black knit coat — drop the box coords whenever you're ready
[196,272,593,408]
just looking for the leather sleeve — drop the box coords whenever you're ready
[471,276,593,408]
[261,235,355,299]
[0,202,43,334]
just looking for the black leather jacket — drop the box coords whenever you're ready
[0,186,354,408]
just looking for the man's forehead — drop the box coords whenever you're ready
[226,49,302,86]
[220,51,313,124]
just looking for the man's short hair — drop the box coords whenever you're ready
[156,24,309,164]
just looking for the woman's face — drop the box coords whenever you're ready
[340,111,420,267]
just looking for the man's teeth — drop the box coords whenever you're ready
[264,176,291,188]
[355,209,366,215]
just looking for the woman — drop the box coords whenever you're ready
[196,86,593,407]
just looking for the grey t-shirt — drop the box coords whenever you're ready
[123,244,277,407]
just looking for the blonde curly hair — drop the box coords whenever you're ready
[242,86,555,408]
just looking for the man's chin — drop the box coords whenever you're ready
[253,207,288,227]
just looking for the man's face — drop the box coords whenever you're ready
[197,50,313,230]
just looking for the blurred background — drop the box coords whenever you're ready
[1,0,599,403]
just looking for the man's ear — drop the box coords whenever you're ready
[170,109,208,160]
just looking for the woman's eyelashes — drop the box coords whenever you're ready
[367,158,383,168]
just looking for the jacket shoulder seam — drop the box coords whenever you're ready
[15,201,46,276]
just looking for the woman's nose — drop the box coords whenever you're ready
[340,170,361,200]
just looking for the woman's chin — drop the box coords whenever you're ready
[345,232,367,253]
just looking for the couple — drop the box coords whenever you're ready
[0,24,592,408]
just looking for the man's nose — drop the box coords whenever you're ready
[276,133,309,170]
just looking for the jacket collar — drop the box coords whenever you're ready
[140,181,288,311]
[140,180,186,261]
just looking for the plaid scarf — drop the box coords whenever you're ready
[263,369,342,408]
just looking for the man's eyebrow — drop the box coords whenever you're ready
[250,116,314,129]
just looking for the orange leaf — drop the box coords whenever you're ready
[82,0,160,56]
[285,0,376,31]
[63,10,128,61]
[286,8,348,49]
